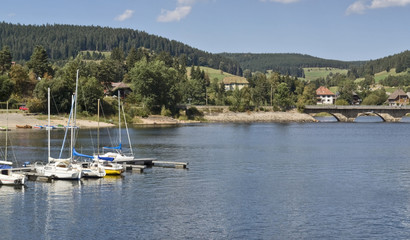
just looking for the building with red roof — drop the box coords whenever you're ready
[316,86,335,105]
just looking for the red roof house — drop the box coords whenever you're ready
[316,86,335,105]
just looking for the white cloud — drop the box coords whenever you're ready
[157,6,192,22]
[115,9,134,21]
[346,0,410,14]
[157,0,201,22]
[346,0,367,14]
[369,0,410,8]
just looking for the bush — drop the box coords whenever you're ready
[26,98,44,113]
[186,107,204,120]
[161,105,172,117]
[133,107,150,118]
[335,99,349,105]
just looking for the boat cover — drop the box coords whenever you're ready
[73,148,93,159]
[103,143,122,150]
[98,156,114,161]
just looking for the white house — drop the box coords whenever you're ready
[223,76,249,91]
[316,86,335,104]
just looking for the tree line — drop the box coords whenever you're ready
[220,53,365,78]
[348,51,410,78]
[0,22,242,75]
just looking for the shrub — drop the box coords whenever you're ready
[26,98,44,113]
[186,107,204,120]
[161,105,172,117]
[335,99,349,105]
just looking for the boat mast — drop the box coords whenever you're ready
[70,70,79,161]
[121,103,133,156]
[48,88,51,162]
[97,98,100,155]
[118,90,121,149]
[5,101,8,161]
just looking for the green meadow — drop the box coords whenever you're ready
[302,67,348,81]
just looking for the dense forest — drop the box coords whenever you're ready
[349,50,410,78]
[0,22,242,75]
[219,53,365,77]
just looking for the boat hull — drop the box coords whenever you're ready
[104,168,122,175]
[0,171,26,185]
[36,165,82,180]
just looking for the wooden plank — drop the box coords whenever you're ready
[152,161,188,169]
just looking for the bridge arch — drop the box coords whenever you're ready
[358,112,386,122]
[304,105,409,122]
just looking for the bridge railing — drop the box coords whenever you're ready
[305,105,410,110]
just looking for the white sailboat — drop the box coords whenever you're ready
[96,90,134,162]
[93,96,125,175]
[0,101,26,185]
[35,79,82,180]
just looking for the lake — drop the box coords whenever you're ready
[2,121,410,239]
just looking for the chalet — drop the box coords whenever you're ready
[387,89,409,106]
[223,76,249,91]
[316,86,335,105]
[352,92,362,105]
[105,82,132,98]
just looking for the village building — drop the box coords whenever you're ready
[222,76,249,91]
[387,89,409,106]
[316,86,336,105]
[105,82,132,98]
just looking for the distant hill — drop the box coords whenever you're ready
[353,50,410,77]
[0,22,241,75]
[219,53,365,78]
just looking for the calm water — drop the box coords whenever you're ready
[2,121,410,239]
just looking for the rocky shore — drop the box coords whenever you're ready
[0,110,317,129]
[203,110,317,123]
[0,113,115,129]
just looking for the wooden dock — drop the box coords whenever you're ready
[152,161,188,169]
[10,157,188,180]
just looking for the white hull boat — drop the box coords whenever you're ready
[0,161,26,185]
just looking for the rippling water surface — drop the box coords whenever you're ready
[2,122,410,239]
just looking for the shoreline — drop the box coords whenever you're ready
[0,113,115,129]
[0,111,317,129]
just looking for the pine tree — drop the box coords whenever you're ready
[0,46,12,74]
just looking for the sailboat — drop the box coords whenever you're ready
[93,96,124,175]
[35,79,82,180]
[0,101,26,185]
[96,90,134,162]
[73,148,106,178]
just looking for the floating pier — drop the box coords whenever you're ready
[10,157,188,180]
[152,161,188,169]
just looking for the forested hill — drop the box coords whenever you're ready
[352,50,410,77]
[219,53,365,77]
[0,22,242,75]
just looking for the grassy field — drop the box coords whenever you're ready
[356,68,410,83]
[187,66,234,82]
[302,67,348,81]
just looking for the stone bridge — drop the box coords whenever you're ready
[304,105,410,122]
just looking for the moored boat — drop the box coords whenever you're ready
[16,124,32,129]
[34,84,82,180]
[0,161,26,185]
[1,101,26,185]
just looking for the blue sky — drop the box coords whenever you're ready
[1,0,410,61]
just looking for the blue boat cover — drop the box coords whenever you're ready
[103,143,122,150]
[0,164,12,169]
[98,156,114,161]
[73,148,93,159]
